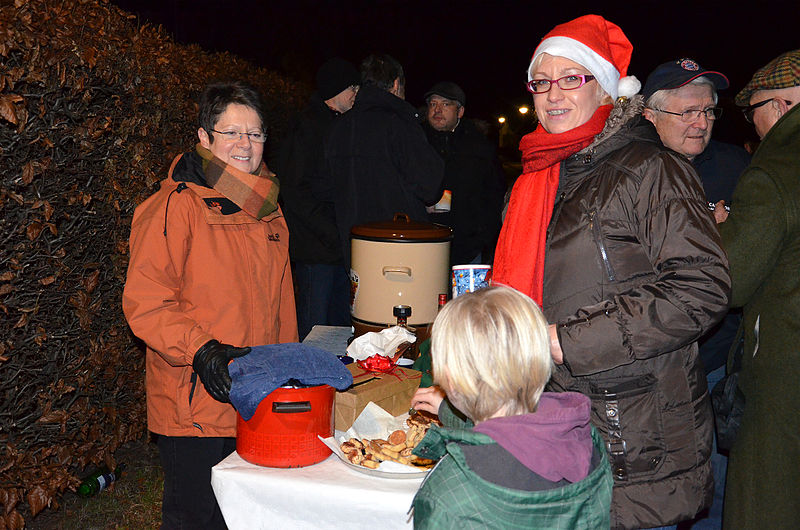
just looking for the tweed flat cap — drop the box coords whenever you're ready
[736,49,800,106]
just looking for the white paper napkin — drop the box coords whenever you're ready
[319,402,420,474]
[345,326,416,361]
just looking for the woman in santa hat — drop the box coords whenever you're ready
[491,14,731,529]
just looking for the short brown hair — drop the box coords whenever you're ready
[198,81,265,142]
[360,54,405,92]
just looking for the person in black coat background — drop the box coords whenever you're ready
[272,57,360,340]
[320,54,444,270]
[422,82,507,265]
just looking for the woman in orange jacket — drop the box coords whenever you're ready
[123,81,297,529]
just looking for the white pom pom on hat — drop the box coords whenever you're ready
[528,14,640,100]
[617,75,641,98]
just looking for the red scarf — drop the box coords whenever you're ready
[493,105,612,305]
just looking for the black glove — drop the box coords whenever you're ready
[192,340,251,403]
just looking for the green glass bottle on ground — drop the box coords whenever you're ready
[77,463,126,498]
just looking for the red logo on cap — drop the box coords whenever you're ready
[680,59,700,71]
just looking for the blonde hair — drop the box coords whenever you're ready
[431,285,553,422]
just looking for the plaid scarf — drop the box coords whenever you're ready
[195,143,279,220]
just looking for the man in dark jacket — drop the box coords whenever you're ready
[719,49,800,530]
[642,58,751,529]
[321,54,444,269]
[422,82,506,266]
[273,58,359,339]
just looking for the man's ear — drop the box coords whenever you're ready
[390,78,406,99]
[642,108,656,125]
[457,106,465,119]
[774,98,791,116]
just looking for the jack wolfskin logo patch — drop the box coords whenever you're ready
[268,233,281,242]
[205,200,223,212]
[202,197,240,215]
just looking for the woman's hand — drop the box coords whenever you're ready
[411,386,446,415]
[548,324,564,364]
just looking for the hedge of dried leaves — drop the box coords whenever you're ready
[0,0,306,526]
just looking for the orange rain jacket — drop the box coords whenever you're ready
[123,154,298,437]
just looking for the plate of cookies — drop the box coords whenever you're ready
[319,403,441,478]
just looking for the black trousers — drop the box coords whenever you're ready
[157,434,236,530]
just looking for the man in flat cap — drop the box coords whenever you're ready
[642,58,751,528]
[272,57,360,339]
[422,82,506,266]
[718,49,800,529]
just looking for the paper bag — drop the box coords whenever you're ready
[334,363,421,431]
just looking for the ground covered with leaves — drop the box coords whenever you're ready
[0,0,305,527]
[26,437,162,530]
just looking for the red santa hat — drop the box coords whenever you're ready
[528,14,640,100]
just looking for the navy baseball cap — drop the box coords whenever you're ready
[642,58,729,100]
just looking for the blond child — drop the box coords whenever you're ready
[410,285,612,529]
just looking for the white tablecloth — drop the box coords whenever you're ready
[212,451,423,529]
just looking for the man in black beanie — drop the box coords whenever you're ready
[316,57,360,114]
[272,57,360,340]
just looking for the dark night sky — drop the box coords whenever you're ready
[113,0,798,144]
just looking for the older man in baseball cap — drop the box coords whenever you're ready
[643,59,751,221]
[718,49,800,530]
[643,59,729,161]
[642,59,752,529]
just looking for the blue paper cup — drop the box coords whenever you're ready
[451,265,492,298]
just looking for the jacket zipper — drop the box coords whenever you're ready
[589,210,615,282]
[189,372,197,405]
[188,372,204,432]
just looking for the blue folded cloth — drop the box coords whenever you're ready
[229,343,354,421]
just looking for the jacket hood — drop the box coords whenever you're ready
[473,392,593,482]
[583,95,657,157]
[171,151,209,187]
[559,95,659,191]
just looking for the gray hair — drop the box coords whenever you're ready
[646,76,718,109]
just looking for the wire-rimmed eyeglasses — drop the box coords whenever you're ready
[740,98,793,124]
[209,129,267,143]
[526,74,596,94]
[648,107,722,123]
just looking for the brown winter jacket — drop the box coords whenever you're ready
[542,97,730,529]
[123,154,298,438]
